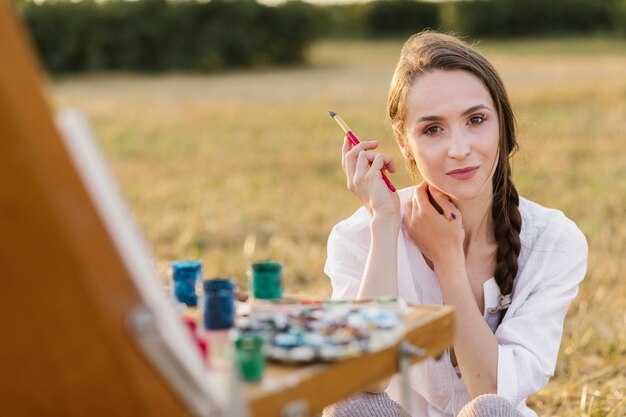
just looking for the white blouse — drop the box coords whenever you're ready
[324,187,588,417]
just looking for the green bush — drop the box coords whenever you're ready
[21,0,318,73]
[24,0,98,72]
[366,0,439,37]
[614,0,626,35]
[19,0,626,74]
[313,1,439,39]
[314,3,370,38]
[269,1,320,63]
[441,0,617,38]
[316,0,623,40]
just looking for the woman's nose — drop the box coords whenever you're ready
[447,130,471,159]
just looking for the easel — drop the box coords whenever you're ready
[0,2,454,416]
[0,2,219,415]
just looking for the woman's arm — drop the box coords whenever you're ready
[357,214,400,298]
[358,214,400,393]
[340,136,401,297]
[340,136,401,392]
[403,183,498,398]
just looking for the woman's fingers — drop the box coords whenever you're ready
[426,187,444,215]
[428,185,459,221]
[384,156,396,173]
[341,136,351,170]
[415,182,448,219]
[403,196,414,224]
[354,150,393,176]
[342,139,397,201]
[344,140,379,162]
[414,182,429,206]
[368,152,394,172]
[343,140,378,177]
[343,139,396,174]
[353,150,372,184]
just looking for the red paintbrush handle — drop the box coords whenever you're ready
[381,172,397,192]
[346,131,361,146]
[346,131,396,193]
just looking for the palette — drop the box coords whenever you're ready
[237,298,408,363]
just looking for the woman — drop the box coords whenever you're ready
[323,31,587,417]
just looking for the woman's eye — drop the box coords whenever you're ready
[468,115,486,125]
[424,125,442,135]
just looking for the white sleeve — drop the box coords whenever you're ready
[323,207,372,300]
[495,223,588,407]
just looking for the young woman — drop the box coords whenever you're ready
[323,31,588,417]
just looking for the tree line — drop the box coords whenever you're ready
[18,0,625,74]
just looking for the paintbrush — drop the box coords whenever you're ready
[328,111,396,192]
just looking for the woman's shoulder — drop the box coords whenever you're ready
[514,197,588,310]
[519,196,587,252]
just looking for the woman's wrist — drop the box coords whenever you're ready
[360,212,400,299]
[433,256,470,301]
[432,249,465,277]
[371,212,401,232]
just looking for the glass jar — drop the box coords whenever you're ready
[202,278,235,330]
[170,260,202,307]
[249,261,283,300]
[235,333,265,382]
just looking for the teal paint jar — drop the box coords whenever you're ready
[249,261,283,300]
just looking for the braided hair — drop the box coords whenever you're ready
[387,31,522,325]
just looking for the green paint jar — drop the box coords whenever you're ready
[249,261,283,300]
[235,334,265,382]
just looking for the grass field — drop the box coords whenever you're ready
[50,37,626,416]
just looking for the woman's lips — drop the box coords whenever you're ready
[447,166,480,180]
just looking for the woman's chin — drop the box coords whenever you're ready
[440,188,483,203]
[432,178,492,203]
[423,178,491,204]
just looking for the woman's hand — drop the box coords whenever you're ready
[342,137,400,219]
[403,182,464,267]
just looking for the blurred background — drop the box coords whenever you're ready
[14,0,626,415]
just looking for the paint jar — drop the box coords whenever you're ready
[171,260,202,307]
[203,278,235,330]
[235,334,265,382]
[202,278,236,371]
[249,261,283,301]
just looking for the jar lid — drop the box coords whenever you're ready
[235,333,264,350]
[250,261,282,272]
[171,260,202,271]
[203,278,234,291]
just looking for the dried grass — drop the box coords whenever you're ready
[51,37,626,416]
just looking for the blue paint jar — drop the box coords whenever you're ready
[171,260,202,307]
[203,278,235,330]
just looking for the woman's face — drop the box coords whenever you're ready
[403,69,500,202]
